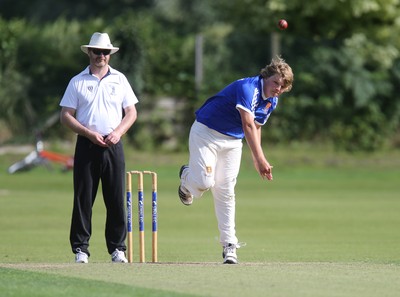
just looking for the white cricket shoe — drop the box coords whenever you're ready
[111,249,128,263]
[222,243,246,264]
[75,248,88,264]
[178,165,193,206]
[178,186,193,206]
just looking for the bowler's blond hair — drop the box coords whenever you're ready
[260,56,293,92]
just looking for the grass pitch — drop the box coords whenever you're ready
[0,145,399,296]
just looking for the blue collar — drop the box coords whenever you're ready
[88,67,111,80]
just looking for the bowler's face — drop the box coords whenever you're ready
[263,74,285,98]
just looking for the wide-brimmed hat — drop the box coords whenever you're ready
[81,32,119,55]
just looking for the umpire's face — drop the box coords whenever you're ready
[88,48,111,68]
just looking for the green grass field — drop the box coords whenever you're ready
[1,145,399,296]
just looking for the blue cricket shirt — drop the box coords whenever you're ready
[195,75,278,139]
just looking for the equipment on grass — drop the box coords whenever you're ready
[126,170,158,263]
[7,112,74,174]
[8,137,73,174]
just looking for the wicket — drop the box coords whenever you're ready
[126,170,158,263]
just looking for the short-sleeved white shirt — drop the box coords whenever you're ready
[60,66,138,136]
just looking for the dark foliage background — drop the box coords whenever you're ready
[1,0,399,151]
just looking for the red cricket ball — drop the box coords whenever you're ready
[278,19,288,30]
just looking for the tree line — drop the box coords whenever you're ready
[1,0,399,151]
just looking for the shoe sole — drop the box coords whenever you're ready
[223,258,238,264]
[178,165,193,206]
[178,186,193,206]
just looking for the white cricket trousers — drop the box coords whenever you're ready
[181,121,243,245]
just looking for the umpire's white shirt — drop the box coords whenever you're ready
[60,66,138,136]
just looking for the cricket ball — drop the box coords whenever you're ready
[278,19,288,30]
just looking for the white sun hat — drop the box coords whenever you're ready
[80,32,119,55]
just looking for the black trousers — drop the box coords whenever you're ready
[70,135,126,256]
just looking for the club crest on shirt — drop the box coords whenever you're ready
[264,102,272,111]
[88,86,93,92]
